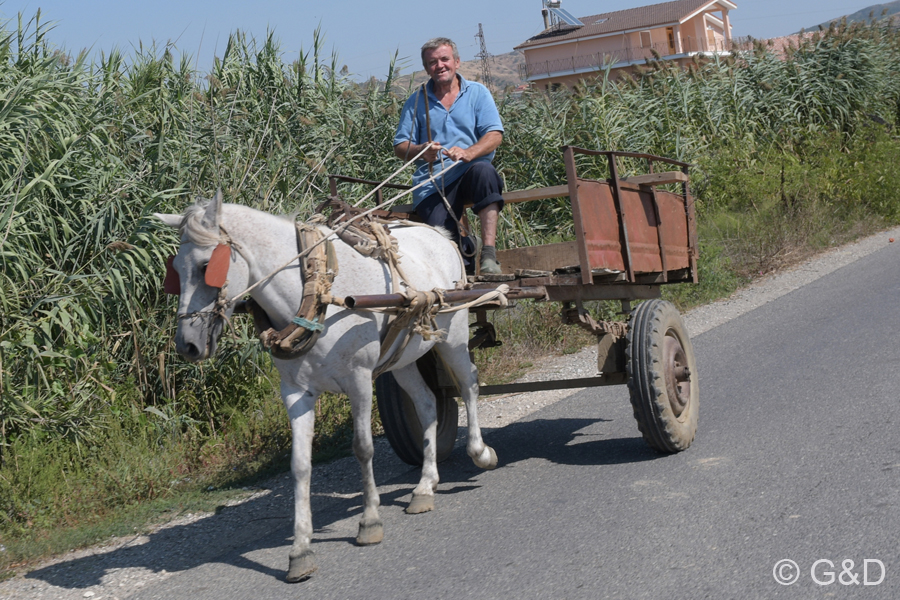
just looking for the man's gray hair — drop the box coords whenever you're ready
[421,37,459,66]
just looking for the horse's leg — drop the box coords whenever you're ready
[281,383,318,583]
[345,372,384,546]
[434,338,498,471]
[390,363,440,514]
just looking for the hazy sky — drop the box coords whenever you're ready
[0,1,888,79]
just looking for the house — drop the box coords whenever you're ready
[515,0,736,89]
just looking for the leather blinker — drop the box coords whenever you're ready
[164,256,181,295]
[205,243,231,288]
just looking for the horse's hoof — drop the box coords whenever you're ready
[472,446,498,470]
[356,518,384,546]
[406,493,435,514]
[286,550,317,583]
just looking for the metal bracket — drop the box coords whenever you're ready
[469,310,502,351]
[561,301,628,375]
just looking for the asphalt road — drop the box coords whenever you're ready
[25,242,900,599]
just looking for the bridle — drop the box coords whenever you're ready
[164,220,337,360]
[165,227,244,338]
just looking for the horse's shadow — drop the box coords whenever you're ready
[24,414,658,589]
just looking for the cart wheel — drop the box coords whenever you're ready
[375,350,459,466]
[626,299,698,453]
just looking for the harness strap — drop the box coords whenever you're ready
[247,223,338,360]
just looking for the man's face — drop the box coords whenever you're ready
[423,45,459,86]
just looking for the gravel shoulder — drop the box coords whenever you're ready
[2,226,897,600]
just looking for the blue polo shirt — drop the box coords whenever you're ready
[394,74,503,207]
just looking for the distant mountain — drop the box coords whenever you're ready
[810,0,900,30]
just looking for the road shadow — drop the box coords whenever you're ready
[24,413,658,589]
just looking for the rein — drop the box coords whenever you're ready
[164,137,481,366]
[224,145,462,306]
[410,83,473,251]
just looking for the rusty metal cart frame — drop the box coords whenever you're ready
[327,146,699,465]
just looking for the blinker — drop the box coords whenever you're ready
[205,244,231,288]
[164,256,181,295]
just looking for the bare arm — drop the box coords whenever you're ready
[441,131,503,163]
[393,141,442,164]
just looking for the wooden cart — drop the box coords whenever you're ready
[327,146,699,465]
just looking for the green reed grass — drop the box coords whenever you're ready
[2,11,900,570]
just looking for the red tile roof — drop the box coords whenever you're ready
[515,0,730,50]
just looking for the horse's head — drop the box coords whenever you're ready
[154,191,249,362]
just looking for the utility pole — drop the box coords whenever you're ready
[475,23,495,93]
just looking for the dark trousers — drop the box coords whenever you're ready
[415,162,504,269]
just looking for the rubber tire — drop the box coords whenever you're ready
[626,299,699,453]
[375,350,460,466]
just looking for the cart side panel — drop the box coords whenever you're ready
[655,190,692,271]
[574,180,626,272]
[616,187,692,273]
[578,181,691,275]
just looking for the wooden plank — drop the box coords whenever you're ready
[391,185,568,213]
[620,171,689,187]
[497,242,580,274]
[503,184,570,204]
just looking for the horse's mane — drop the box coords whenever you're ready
[180,199,295,247]
[179,200,224,247]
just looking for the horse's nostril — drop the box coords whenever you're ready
[176,339,203,361]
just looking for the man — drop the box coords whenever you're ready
[393,37,504,275]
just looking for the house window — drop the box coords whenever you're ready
[640,30,652,48]
[707,28,716,49]
[666,27,676,53]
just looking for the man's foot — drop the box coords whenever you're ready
[480,257,502,275]
[480,244,501,275]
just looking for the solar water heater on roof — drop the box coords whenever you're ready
[549,6,584,26]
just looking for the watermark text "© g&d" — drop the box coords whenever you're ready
[773,559,886,586]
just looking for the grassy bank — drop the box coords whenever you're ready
[3,14,900,573]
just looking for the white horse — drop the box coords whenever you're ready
[155,193,497,582]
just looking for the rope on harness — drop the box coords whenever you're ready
[367,284,510,379]
[372,288,447,379]
[225,155,462,306]
[317,197,414,295]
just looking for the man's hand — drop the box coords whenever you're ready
[442,131,503,164]
[421,142,442,163]
[394,141,443,163]
[442,146,475,163]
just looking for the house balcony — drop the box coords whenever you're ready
[519,37,734,81]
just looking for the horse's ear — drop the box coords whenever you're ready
[200,190,223,230]
[154,213,182,228]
